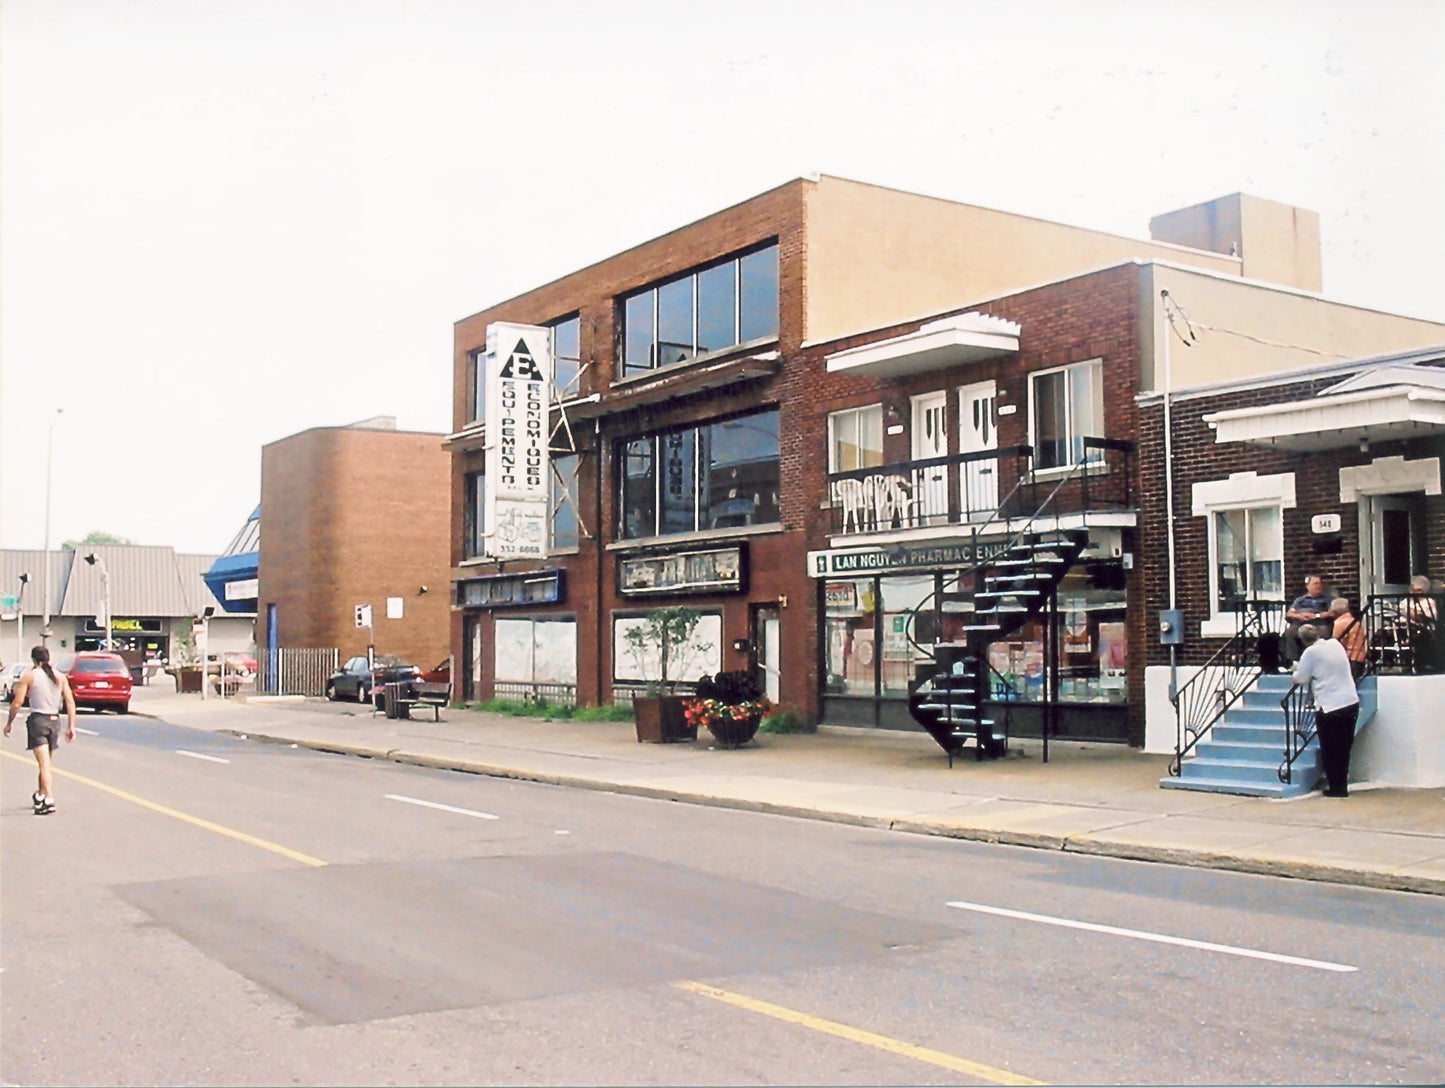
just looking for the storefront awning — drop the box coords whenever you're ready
[1203,386,1445,451]
[825,312,1020,379]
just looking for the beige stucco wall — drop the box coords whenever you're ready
[1149,193,1322,293]
[1143,263,1445,392]
[802,175,1243,346]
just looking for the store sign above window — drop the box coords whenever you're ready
[807,540,1011,578]
[83,617,162,633]
[483,321,553,561]
[618,545,747,597]
[457,570,566,609]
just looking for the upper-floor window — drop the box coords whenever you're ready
[551,453,580,551]
[1029,359,1103,470]
[828,405,884,472]
[470,349,487,425]
[619,409,780,540]
[551,315,582,401]
[463,472,486,558]
[620,244,779,377]
[468,316,581,426]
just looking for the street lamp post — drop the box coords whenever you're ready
[83,553,111,651]
[15,573,29,664]
[41,408,63,644]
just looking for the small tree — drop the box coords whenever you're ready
[623,606,711,696]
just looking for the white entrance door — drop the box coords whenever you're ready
[958,380,998,519]
[911,392,948,526]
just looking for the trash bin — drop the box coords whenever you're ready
[383,681,407,719]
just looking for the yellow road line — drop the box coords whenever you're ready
[2,750,326,868]
[677,980,1045,1085]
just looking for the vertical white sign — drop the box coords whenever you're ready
[484,322,553,559]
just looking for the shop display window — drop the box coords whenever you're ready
[824,578,876,695]
[880,576,934,694]
[986,563,1127,703]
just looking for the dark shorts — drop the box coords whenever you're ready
[26,713,61,752]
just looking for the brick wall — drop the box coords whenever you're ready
[259,426,452,668]
[1136,373,1445,668]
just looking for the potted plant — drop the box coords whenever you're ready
[686,670,772,748]
[623,606,713,742]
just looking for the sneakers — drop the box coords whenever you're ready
[32,791,44,814]
[35,794,55,815]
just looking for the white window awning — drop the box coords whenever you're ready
[826,312,1020,378]
[1203,386,1445,450]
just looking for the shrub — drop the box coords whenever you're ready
[758,707,811,734]
[571,704,635,722]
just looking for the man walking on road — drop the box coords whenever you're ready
[5,646,78,815]
[1291,624,1360,798]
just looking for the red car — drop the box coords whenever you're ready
[63,652,133,713]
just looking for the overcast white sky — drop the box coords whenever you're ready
[3,0,1443,555]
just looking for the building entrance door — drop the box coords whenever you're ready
[752,604,780,703]
[958,380,998,519]
[1360,493,1425,599]
[463,615,484,702]
[911,391,948,525]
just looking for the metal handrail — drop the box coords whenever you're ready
[1359,593,1443,675]
[1277,682,1317,784]
[1168,603,1269,776]
[900,443,1114,666]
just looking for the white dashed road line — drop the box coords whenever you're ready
[176,750,231,764]
[75,727,100,736]
[946,900,1357,973]
[385,794,499,820]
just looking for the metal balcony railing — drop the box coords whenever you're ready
[825,438,1133,537]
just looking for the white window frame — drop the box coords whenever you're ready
[1192,472,1296,637]
[1027,358,1104,473]
[827,404,884,473]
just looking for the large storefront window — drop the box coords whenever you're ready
[881,576,933,694]
[494,617,577,698]
[824,579,875,696]
[619,244,779,376]
[619,410,780,540]
[821,563,1127,705]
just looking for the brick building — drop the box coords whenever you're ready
[448,176,1445,749]
[257,417,451,673]
[1136,345,1445,785]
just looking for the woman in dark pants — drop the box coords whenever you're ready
[1291,624,1361,798]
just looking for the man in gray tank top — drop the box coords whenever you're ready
[5,646,78,815]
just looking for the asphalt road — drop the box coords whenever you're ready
[3,712,1442,1086]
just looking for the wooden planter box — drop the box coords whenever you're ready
[633,695,696,743]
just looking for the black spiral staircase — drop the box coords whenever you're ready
[908,528,1091,764]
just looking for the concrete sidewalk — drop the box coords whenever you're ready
[127,683,1445,896]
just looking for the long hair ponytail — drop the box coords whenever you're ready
[30,645,57,685]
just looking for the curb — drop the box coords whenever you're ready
[222,729,1445,898]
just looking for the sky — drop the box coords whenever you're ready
[2,0,1443,556]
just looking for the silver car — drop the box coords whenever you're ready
[1,662,28,702]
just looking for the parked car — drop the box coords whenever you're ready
[325,655,420,706]
[2,662,29,702]
[61,652,133,713]
[420,659,450,684]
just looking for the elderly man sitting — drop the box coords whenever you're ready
[1281,574,1333,666]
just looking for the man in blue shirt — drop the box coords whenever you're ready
[1282,574,1332,665]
